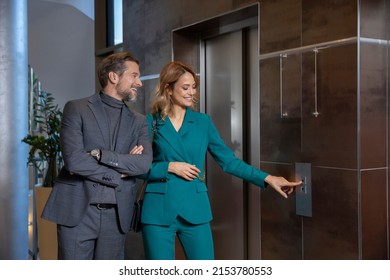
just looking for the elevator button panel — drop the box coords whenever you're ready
[295,162,312,217]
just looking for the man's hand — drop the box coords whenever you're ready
[121,145,145,178]
[265,175,303,198]
[129,145,143,155]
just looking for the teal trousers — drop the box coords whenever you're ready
[142,216,214,260]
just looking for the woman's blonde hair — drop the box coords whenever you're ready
[151,61,199,119]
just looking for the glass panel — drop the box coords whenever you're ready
[302,44,358,168]
[113,0,123,45]
[259,53,302,163]
[107,0,123,46]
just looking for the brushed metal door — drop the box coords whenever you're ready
[203,27,258,259]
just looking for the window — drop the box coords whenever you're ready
[107,0,123,46]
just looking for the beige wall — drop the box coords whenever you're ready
[28,0,95,109]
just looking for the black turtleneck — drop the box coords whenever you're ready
[90,92,125,205]
[100,92,125,150]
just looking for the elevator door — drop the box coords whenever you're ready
[203,27,258,259]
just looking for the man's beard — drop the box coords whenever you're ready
[123,93,137,103]
[117,84,137,102]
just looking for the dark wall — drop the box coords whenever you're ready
[123,0,257,113]
[122,0,389,260]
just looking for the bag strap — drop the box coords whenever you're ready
[136,114,157,202]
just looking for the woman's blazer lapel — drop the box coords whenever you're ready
[155,109,195,163]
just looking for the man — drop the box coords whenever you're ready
[42,52,153,259]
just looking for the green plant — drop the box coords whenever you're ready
[22,91,62,187]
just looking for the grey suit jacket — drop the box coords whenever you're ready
[42,93,153,232]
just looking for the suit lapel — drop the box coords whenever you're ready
[178,108,195,138]
[156,109,194,162]
[115,105,133,152]
[88,93,110,149]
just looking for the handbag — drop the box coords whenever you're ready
[130,114,157,232]
[130,181,146,232]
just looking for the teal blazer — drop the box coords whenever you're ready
[141,108,269,226]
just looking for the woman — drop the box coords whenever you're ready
[141,61,302,260]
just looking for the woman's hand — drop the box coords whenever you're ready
[168,162,200,181]
[265,175,302,198]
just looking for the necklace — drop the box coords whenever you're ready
[169,114,184,132]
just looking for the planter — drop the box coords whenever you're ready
[35,186,57,260]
